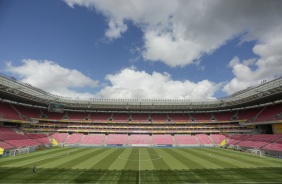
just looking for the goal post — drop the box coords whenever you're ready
[246,148,265,157]
[9,148,30,157]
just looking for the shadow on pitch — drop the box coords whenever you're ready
[0,167,281,183]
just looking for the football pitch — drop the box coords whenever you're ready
[0,147,282,184]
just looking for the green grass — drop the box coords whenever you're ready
[0,147,282,183]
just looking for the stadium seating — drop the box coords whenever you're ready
[152,134,174,145]
[169,114,190,122]
[195,134,213,144]
[25,133,51,144]
[0,127,15,135]
[238,134,282,148]
[79,134,105,145]
[236,108,262,121]
[13,105,41,119]
[174,134,200,145]
[0,141,14,149]
[2,100,282,150]
[254,104,282,122]
[263,138,282,151]
[50,133,69,143]
[105,134,128,144]
[41,110,64,120]
[150,114,168,122]
[5,138,39,148]
[213,111,236,121]
[129,134,151,144]
[65,133,84,144]
[112,113,130,122]
[190,113,212,122]
[131,113,149,122]
[0,127,40,147]
[227,134,254,145]
[67,111,90,120]
[0,103,22,120]
[210,134,226,144]
[237,140,266,148]
[90,113,111,122]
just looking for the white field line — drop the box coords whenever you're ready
[7,149,78,167]
[208,153,258,167]
[118,153,161,161]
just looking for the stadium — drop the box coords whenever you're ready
[1,73,282,183]
[2,0,282,184]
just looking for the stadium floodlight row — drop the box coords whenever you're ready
[1,73,282,112]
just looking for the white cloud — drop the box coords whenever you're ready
[96,67,220,99]
[105,19,127,39]
[5,60,221,100]
[5,59,98,99]
[223,36,282,95]
[228,57,240,68]
[61,0,282,97]
[63,0,282,69]
[142,30,203,67]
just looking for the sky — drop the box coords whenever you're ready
[0,0,282,100]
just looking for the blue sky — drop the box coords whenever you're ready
[1,0,282,100]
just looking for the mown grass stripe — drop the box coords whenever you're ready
[201,148,282,167]
[217,148,282,166]
[54,148,102,169]
[0,147,74,166]
[139,148,155,170]
[71,148,115,169]
[148,148,171,170]
[117,170,138,184]
[153,148,187,170]
[107,148,130,170]
[72,148,126,183]
[202,148,262,166]
[93,148,130,183]
[122,148,139,170]
[91,148,125,169]
[0,147,64,162]
[182,148,245,168]
[144,148,174,184]
[163,148,208,169]
[13,148,89,168]
[1,147,282,184]
[116,148,139,184]
[3,148,78,167]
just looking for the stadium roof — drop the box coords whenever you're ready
[1,73,282,112]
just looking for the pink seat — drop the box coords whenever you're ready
[152,134,174,145]
[105,134,128,144]
[25,133,51,144]
[174,135,199,145]
[196,134,213,144]
[50,133,69,143]
[65,133,83,144]
[129,134,151,144]
[0,141,14,149]
[79,134,105,145]
[210,134,226,144]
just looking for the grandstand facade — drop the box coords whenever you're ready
[1,74,282,156]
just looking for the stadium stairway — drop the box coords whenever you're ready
[208,135,215,144]
[77,135,85,144]
[194,136,201,145]
[172,136,177,146]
